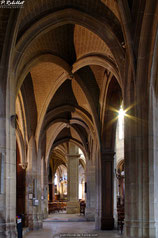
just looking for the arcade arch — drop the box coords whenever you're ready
[0,1,157,238]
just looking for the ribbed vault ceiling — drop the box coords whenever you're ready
[21,23,114,71]
[30,62,64,120]
[17,0,121,41]
[15,0,123,167]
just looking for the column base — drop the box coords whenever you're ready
[0,222,17,238]
[125,220,158,238]
[27,214,43,230]
[95,210,101,230]
[67,201,80,214]
[85,208,95,221]
[101,217,114,230]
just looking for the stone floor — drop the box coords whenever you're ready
[45,213,87,222]
[24,213,123,238]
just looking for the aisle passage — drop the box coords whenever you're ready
[24,214,122,238]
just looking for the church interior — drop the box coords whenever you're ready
[0,0,158,237]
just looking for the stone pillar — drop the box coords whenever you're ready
[101,150,114,230]
[60,182,64,200]
[95,149,102,230]
[0,96,17,237]
[41,157,45,219]
[85,159,96,221]
[0,115,17,238]
[67,144,80,214]
[148,89,158,238]
[25,136,42,230]
[124,91,155,237]
[43,159,48,219]
[52,183,55,201]
[36,148,43,229]
[113,154,117,229]
[25,136,35,230]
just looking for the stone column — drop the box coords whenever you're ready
[113,154,117,229]
[60,182,64,200]
[124,91,154,237]
[36,148,43,229]
[101,150,115,229]
[95,149,102,230]
[41,157,46,219]
[67,144,80,214]
[85,159,96,221]
[25,136,43,230]
[0,21,18,237]
[43,159,48,219]
[148,89,158,238]
[1,115,17,238]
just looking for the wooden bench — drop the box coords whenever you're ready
[48,202,67,213]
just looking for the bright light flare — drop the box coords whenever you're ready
[119,107,125,118]
[119,106,125,139]
[106,102,144,134]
